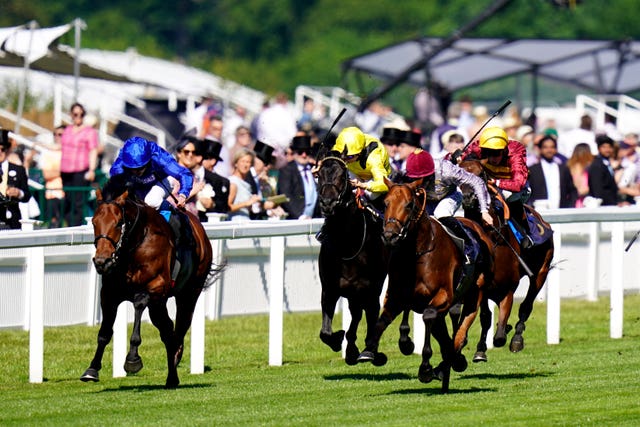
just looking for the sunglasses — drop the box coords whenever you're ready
[295,149,310,155]
[181,149,197,155]
[481,148,504,157]
[71,112,84,118]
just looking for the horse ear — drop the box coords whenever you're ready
[383,176,394,189]
[96,188,103,202]
[341,146,348,159]
[116,190,129,205]
[410,177,424,190]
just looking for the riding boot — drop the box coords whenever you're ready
[507,202,533,250]
[315,223,327,243]
[455,262,476,301]
[168,212,181,245]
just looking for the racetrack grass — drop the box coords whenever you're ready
[1,294,639,426]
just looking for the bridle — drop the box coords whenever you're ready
[384,185,428,241]
[93,198,143,266]
[316,156,352,209]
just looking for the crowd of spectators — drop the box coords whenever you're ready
[2,92,640,230]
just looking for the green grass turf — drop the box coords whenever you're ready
[1,294,639,426]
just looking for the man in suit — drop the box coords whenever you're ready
[0,129,32,229]
[200,138,230,218]
[277,134,319,219]
[528,135,577,209]
[588,135,619,206]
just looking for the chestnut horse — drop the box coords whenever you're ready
[459,159,554,361]
[80,189,213,388]
[358,177,494,392]
[315,152,405,365]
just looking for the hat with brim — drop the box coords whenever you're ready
[401,131,422,148]
[291,135,312,152]
[254,140,275,164]
[380,127,408,145]
[202,138,224,161]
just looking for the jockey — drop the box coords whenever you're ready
[455,126,533,249]
[404,148,493,297]
[331,126,392,216]
[103,136,194,246]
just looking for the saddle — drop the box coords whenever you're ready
[523,205,554,246]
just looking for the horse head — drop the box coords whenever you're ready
[92,189,129,275]
[382,177,427,247]
[315,150,351,217]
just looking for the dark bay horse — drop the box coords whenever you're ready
[80,189,213,388]
[358,178,494,392]
[314,152,395,365]
[459,159,554,361]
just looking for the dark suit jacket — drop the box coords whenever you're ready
[277,161,320,219]
[528,161,578,208]
[199,169,230,222]
[0,162,32,229]
[588,156,619,206]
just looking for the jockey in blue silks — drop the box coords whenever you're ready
[104,136,194,244]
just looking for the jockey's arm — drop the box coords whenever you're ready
[364,150,390,193]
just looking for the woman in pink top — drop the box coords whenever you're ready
[59,103,99,226]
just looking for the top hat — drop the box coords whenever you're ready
[291,135,312,152]
[0,129,11,148]
[202,138,224,161]
[403,130,422,148]
[380,127,408,145]
[254,140,275,164]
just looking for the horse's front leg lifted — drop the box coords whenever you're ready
[319,291,344,352]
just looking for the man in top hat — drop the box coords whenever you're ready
[247,140,285,219]
[380,127,408,178]
[277,133,319,219]
[396,130,422,175]
[0,129,32,229]
[200,138,230,217]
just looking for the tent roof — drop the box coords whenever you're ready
[342,37,640,95]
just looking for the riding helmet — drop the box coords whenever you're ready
[479,127,508,150]
[405,148,435,178]
[121,136,153,169]
[334,127,366,156]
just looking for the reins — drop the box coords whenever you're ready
[93,198,144,266]
[385,186,428,241]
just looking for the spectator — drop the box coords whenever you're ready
[200,138,230,216]
[202,115,231,177]
[0,129,32,229]
[614,133,640,204]
[248,140,286,219]
[435,129,465,160]
[59,102,100,226]
[175,137,207,217]
[256,93,297,167]
[396,130,422,173]
[380,127,406,177]
[229,125,254,168]
[227,148,262,222]
[277,135,319,219]
[558,114,597,158]
[566,143,594,208]
[528,135,577,209]
[588,135,619,206]
[41,126,65,227]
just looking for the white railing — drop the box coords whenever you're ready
[2,208,640,383]
[575,94,640,135]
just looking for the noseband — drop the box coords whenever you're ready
[384,186,428,241]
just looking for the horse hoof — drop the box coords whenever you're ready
[124,357,143,374]
[165,377,180,389]
[493,336,507,348]
[80,368,99,382]
[452,355,468,373]
[372,352,388,367]
[473,351,488,363]
[320,330,345,352]
[418,365,435,383]
[398,339,415,356]
[357,350,375,363]
[345,345,360,366]
[510,336,524,353]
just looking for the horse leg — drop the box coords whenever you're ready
[148,301,179,389]
[493,292,514,347]
[510,278,542,352]
[319,289,344,352]
[173,287,204,367]
[474,298,492,363]
[418,307,437,384]
[81,292,121,382]
[432,315,454,394]
[344,301,363,366]
[357,304,401,365]
[124,292,149,374]
[398,309,415,356]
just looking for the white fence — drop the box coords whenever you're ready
[1,208,640,383]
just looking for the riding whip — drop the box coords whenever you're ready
[625,229,640,252]
[489,224,534,276]
[320,107,347,148]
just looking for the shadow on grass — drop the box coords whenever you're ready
[98,383,213,393]
[324,372,413,381]
[458,371,553,380]
[388,385,496,395]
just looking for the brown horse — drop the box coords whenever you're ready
[315,152,400,365]
[80,189,213,388]
[459,159,554,361]
[358,177,494,392]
